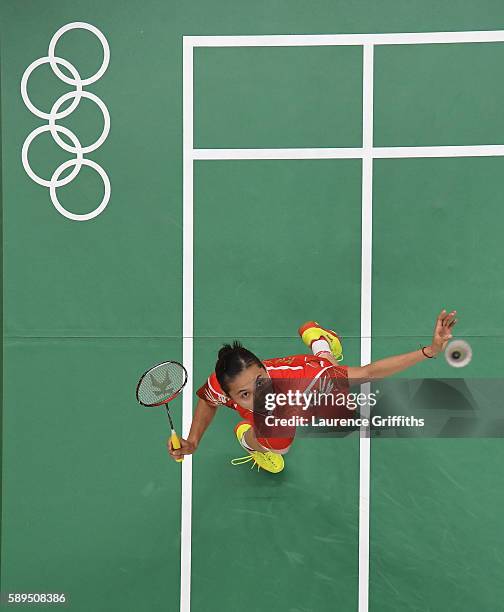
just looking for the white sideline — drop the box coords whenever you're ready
[359,43,374,612]
[181,37,193,612]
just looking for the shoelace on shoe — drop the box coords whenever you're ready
[230,454,261,471]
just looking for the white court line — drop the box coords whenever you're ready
[185,30,504,47]
[194,145,504,160]
[181,37,193,612]
[374,145,504,158]
[359,43,373,612]
[194,148,363,159]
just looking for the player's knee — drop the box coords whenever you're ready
[274,445,291,455]
[258,437,294,454]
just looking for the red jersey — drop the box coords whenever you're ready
[196,354,349,420]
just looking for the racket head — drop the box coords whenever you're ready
[136,360,188,407]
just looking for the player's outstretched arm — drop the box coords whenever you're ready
[168,397,218,461]
[346,309,457,383]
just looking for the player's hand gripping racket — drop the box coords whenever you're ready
[136,361,188,463]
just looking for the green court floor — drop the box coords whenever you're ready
[2,2,504,611]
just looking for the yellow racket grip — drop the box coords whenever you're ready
[170,431,184,463]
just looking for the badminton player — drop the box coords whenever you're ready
[168,309,457,472]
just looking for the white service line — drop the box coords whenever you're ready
[193,147,363,160]
[184,30,504,47]
[374,145,504,158]
[194,145,504,161]
[359,43,374,612]
[181,37,193,612]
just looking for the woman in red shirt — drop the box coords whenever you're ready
[168,310,457,473]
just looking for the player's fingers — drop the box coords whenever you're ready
[168,438,193,458]
[167,439,182,456]
[441,310,452,326]
[168,445,185,459]
[444,311,457,326]
[437,308,447,322]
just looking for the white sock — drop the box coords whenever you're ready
[311,338,331,355]
[240,431,256,452]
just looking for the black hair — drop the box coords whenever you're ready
[215,341,263,393]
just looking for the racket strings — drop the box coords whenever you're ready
[137,361,186,406]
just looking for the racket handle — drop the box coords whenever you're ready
[170,431,184,463]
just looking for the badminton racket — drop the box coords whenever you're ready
[136,360,188,463]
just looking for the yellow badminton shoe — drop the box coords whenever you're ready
[298,320,343,361]
[231,422,284,474]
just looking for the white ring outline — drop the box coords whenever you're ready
[22,124,83,188]
[48,22,110,87]
[48,90,110,154]
[50,158,111,221]
[21,22,111,221]
[21,56,83,121]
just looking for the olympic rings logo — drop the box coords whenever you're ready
[21,22,111,221]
